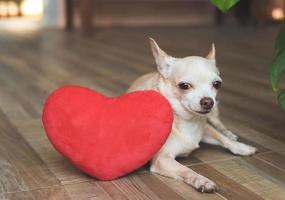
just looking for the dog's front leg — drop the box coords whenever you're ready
[150,154,217,193]
[203,124,256,156]
[207,105,238,141]
[207,116,238,141]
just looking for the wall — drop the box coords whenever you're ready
[42,0,65,28]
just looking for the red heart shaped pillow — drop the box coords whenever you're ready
[42,86,173,180]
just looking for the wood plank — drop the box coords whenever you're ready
[30,186,71,200]
[0,109,59,194]
[242,156,285,186]
[1,191,34,200]
[97,181,128,200]
[138,173,185,200]
[255,152,285,172]
[209,158,285,200]
[64,181,113,200]
[111,175,162,200]
[190,163,264,200]
[220,103,285,142]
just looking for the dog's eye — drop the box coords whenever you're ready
[178,82,192,90]
[213,81,222,89]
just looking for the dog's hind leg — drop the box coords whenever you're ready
[207,105,238,141]
[150,154,217,193]
[202,124,256,156]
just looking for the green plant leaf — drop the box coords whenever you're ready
[210,0,239,13]
[278,90,285,111]
[270,52,285,91]
[275,20,285,55]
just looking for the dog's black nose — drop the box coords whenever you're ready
[200,97,214,110]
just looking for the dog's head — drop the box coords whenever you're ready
[150,38,222,117]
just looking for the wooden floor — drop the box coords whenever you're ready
[0,24,285,200]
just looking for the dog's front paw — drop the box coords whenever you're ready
[185,174,217,193]
[224,130,238,141]
[230,142,257,156]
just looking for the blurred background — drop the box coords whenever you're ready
[1,0,285,199]
[0,0,284,31]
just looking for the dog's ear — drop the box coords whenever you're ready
[206,43,216,64]
[149,38,174,78]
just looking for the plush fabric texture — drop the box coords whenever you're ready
[42,86,173,180]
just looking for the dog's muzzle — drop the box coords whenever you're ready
[200,97,214,110]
